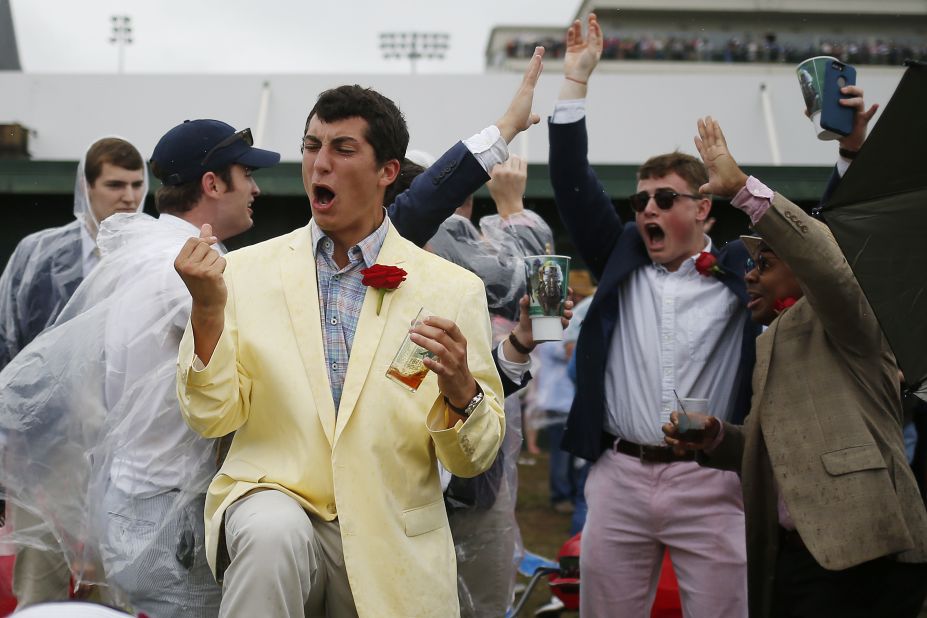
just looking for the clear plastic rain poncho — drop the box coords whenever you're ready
[0,212,217,601]
[0,137,148,368]
[430,209,553,617]
[428,209,554,322]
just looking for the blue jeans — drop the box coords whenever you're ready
[547,418,572,504]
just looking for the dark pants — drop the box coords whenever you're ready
[547,418,573,504]
[772,528,927,618]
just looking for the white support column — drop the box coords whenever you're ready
[760,82,782,165]
[254,81,272,147]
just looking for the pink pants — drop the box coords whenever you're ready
[580,447,748,618]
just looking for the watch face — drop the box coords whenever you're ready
[465,392,484,414]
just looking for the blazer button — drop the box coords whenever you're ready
[326,502,337,515]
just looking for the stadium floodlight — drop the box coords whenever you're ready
[109,15,133,74]
[379,32,450,74]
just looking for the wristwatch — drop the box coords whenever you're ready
[445,385,484,418]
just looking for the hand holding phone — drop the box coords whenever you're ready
[821,60,858,137]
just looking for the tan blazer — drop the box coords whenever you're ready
[176,223,505,618]
[703,194,927,618]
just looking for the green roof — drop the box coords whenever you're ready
[0,160,835,201]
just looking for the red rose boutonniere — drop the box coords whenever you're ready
[695,251,724,278]
[360,264,407,315]
[773,297,797,314]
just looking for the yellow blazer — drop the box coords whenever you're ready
[176,222,505,618]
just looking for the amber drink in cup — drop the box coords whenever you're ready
[386,308,436,392]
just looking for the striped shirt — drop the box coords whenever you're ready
[311,212,390,411]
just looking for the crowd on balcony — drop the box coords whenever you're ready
[501,32,927,66]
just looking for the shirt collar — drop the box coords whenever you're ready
[310,208,390,268]
[652,234,714,274]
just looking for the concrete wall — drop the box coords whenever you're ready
[0,63,904,166]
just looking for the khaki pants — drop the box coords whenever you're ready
[11,504,70,607]
[220,489,358,618]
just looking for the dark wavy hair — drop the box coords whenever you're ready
[304,85,409,166]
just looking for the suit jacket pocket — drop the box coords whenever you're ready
[820,443,886,476]
[218,459,267,483]
[402,499,447,537]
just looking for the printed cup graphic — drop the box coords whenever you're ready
[796,56,841,141]
[524,255,571,342]
[675,397,710,442]
[386,307,436,392]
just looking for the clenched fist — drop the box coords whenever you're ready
[175,224,227,313]
[174,224,227,363]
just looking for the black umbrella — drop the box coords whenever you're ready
[822,61,927,393]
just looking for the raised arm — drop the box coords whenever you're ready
[549,14,623,279]
[173,224,226,365]
[695,116,885,357]
[388,48,545,246]
[559,13,602,101]
[820,85,879,204]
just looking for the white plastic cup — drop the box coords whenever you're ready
[523,255,571,342]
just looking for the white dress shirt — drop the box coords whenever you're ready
[550,99,747,446]
[604,241,746,445]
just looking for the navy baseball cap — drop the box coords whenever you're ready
[150,119,281,186]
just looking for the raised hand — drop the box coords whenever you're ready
[175,224,226,312]
[564,13,603,85]
[837,85,879,152]
[174,224,227,363]
[693,117,748,199]
[487,155,528,217]
[495,46,545,143]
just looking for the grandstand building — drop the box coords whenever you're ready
[1,0,923,263]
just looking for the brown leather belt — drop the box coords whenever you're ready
[614,439,695,464]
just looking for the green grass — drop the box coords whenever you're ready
[513,450,576,616]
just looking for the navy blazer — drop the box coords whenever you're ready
[548,118,761,462]
[387,142,489,249]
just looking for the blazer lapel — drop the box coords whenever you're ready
[281,225,337,447]
[751,323,775,416]
[334,225,407,444]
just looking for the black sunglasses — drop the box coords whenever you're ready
[628,189,703,213]
[745,254,772,274]
[201,128,253,167]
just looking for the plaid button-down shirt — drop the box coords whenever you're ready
[310,213,390,411]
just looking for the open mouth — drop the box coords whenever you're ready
[644,223,665,245]
[313,184,335,207]
[746,291,762,310]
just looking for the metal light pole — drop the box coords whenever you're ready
[379,32,449,74]
[109,15,133,74]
